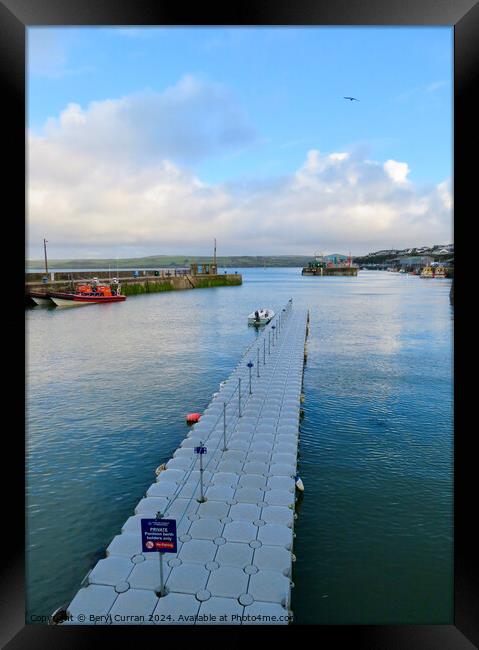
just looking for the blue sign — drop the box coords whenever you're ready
[141,518,177,553]
[194,446,207,454]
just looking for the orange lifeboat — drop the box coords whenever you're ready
[48,281,126,306]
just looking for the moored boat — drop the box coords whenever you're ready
[49,283,126,307]
[433,265,447,278]
[29,292,53,306]
[420,266,434,278]
[248,308,274,326]
[420,265,447,278]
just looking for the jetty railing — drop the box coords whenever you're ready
[159,299,294,519]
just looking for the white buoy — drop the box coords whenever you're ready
[295,476,304,492]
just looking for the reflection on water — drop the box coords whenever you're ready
[26,269,452,624]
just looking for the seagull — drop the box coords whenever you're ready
[344,96,360,101]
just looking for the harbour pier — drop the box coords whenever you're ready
[25,267,242,301]
[60,300,309,625]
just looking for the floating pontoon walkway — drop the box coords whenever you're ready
[63,300,309,625]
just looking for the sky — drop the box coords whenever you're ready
[27,27,453,259]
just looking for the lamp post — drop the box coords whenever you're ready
[43,238,49,275]
[155,510,166,597]
[195,442,207,503]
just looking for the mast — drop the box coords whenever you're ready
[43,238,49,275]
[213,238,217,268]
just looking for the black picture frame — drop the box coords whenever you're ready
[3,0,474,646]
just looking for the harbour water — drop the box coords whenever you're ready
[26,269,453,624]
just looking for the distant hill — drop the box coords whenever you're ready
[26,254,313,270]
[27,245,453,269]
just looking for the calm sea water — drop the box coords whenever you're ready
[26,268,453,624]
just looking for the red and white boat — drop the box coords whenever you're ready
[49,282,126,307]
[29,291,53,306]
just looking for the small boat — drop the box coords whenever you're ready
[420,266,434,278]
[433,265,447,278]
[248,308,275,326]
[49,283,126,307]
[29,292,53,306]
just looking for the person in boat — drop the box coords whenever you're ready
[255,310,260,322]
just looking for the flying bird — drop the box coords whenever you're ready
[344,96,360,101]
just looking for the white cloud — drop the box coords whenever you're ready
[37,75,257,166]
[384,159,410,184]
[27,87,452,258]
[437,179,452,210]
[329,152,350,162]
[59,103,87,127]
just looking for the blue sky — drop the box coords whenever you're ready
[27,27,452,259]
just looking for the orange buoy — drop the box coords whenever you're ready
[186,412,201,424]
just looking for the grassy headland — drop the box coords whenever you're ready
[26,255,312,269]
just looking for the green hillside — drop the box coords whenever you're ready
[26,255,313,269]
